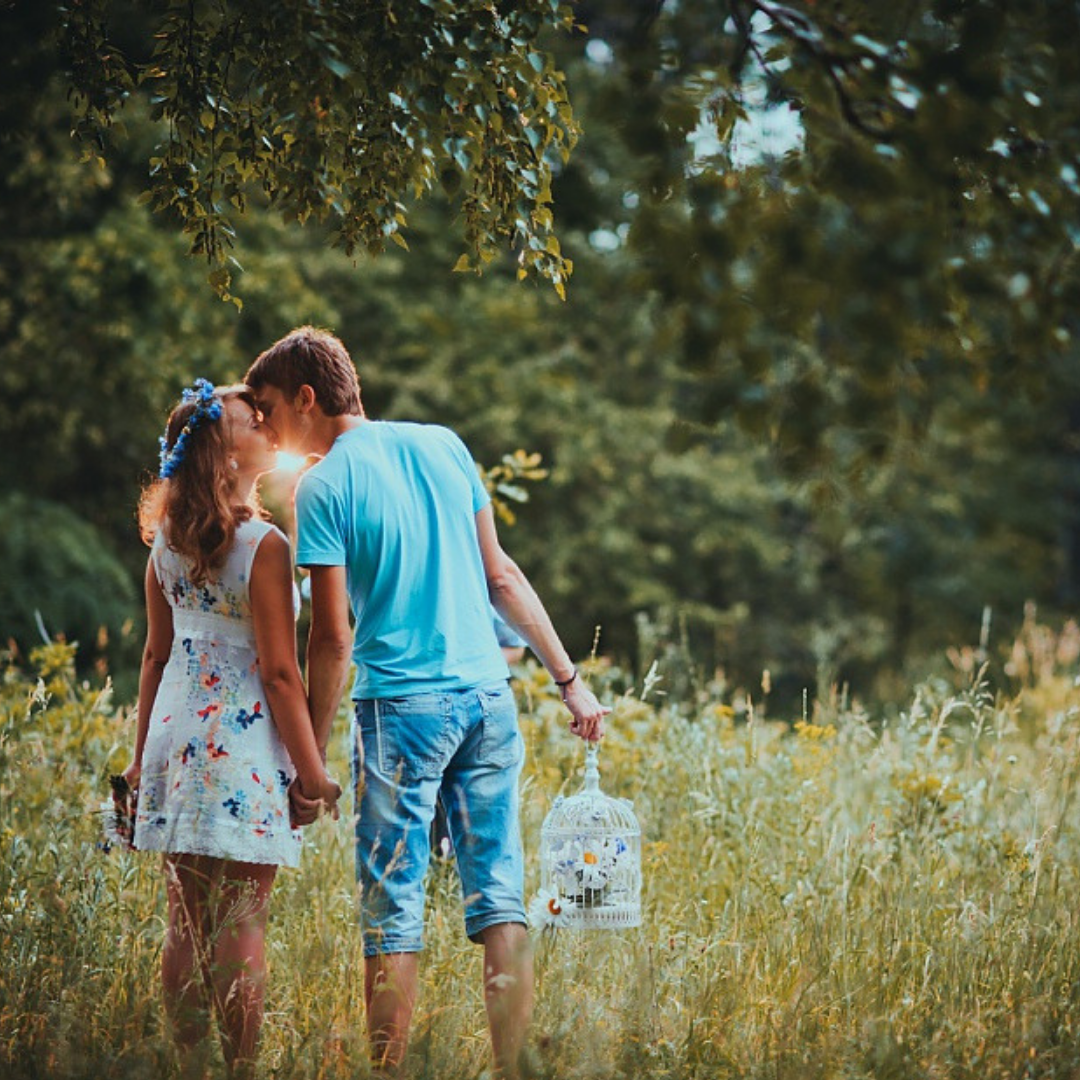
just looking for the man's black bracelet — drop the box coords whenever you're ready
[554,667,579,689]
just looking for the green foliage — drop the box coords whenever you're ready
[0,55,340,571]
[5,0,1080,702]
[0,643,167,1077]
[0,494,137,665]
[479,448,550,526]
[59,0,580,297]
[4,627,1080,1077]
[578,0,1080,462]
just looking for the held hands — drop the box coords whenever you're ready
[289,772,342,828]
[560,675,609,743]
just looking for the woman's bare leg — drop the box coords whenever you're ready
[211,860,277,1080]
[162,854,218,1077]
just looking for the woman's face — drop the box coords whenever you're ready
[225,396,277,478]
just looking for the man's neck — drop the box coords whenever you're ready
[309,412,365,457]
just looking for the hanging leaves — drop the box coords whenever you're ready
[60,0,580,297]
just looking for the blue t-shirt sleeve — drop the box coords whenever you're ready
[443,428,491,514]
[295,473,347,567]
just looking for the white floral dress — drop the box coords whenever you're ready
[134,518,302,867]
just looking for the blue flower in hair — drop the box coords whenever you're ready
[159,378,224,478]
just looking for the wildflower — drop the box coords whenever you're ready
[528,888,573,930]
[794,719,837,740]
[159,378,224,478]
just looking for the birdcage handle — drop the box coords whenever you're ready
[583,742,601,793]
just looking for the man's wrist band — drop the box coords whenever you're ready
[554,667,579,690]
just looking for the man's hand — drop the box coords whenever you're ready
[561,679,609,742]
[289,773,342,828]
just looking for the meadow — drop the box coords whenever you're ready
[3,613,1080,1079]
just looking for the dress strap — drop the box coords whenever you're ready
[236,519,284,586]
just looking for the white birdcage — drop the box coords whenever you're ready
[534,743,642,930]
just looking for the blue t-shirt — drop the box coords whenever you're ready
[295,421,509,699]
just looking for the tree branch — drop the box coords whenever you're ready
[750,0,898,142]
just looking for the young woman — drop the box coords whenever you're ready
[115,379,339,1079]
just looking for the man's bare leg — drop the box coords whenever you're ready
[364,952,419,1072]
[479,922,534,1080]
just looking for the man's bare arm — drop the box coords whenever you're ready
[305,564,353,756]
[475,504,607,741]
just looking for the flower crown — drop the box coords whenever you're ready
[158,378,223,479]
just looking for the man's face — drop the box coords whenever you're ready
[250,384,304,453]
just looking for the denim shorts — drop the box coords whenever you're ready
[351,682,525,956]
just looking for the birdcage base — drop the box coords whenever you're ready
[561,902,641,931]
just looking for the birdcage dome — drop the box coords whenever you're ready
[534,744,642,931]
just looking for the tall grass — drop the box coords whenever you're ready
[3,616,1080,1078]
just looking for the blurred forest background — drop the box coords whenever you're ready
[2,0,1080,712]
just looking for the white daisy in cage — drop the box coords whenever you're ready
[577,847,610,891]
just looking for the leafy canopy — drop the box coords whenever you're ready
[17,0,1080,696]
[61,0,579,300]
[582,0,1080,457]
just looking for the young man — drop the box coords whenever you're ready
[245,327,607,1077]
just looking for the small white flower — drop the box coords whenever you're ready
[528,888,574,930]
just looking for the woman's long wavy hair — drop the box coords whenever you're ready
[138,384,265,584]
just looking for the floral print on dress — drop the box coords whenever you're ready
[133,520,302,868]
[164,559,254,620]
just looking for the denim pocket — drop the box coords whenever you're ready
[374,695,454,780]
[478,684,522,769]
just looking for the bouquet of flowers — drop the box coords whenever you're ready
[100,773,138,852]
